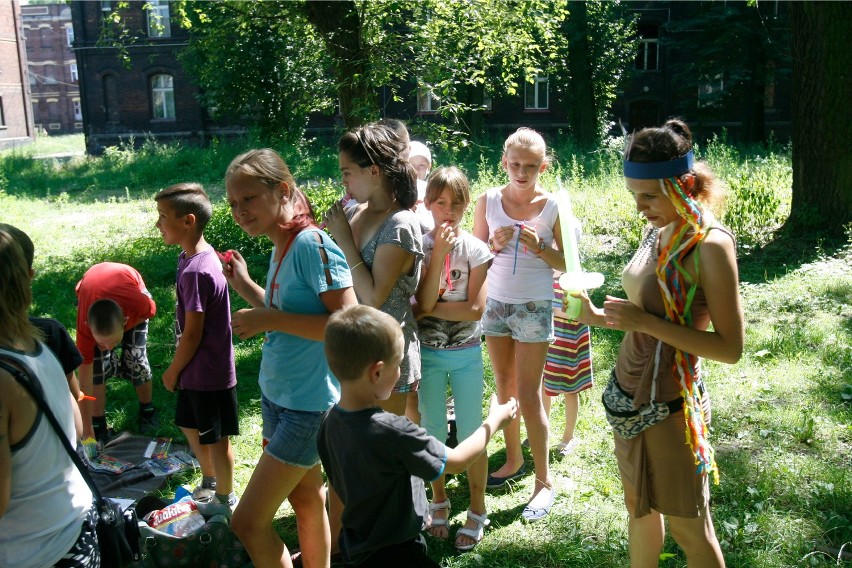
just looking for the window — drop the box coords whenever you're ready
[635,24,660,71]
[70,63,78,83]
[66,25,74,47]
[101,1,111,12]
[0,96,5,128]
[73,100,83,121]
[697,74,725,108]
[103,74,119,123]
[147,0,172,38]
[524,74,549,110]
[151,74,175,119]
[417,87,440,113]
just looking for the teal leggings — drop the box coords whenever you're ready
[418,345,485,444]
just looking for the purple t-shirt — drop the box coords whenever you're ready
[175,247,236,390]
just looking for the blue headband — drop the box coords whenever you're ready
[623,150,694,180]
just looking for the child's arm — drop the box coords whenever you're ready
[415,224,456,314]
[162,311,204,392]
[444,395,517,475]
[425,263,487,322]
[222,250,266,308]
[518,217,567,273]
[348,243,416,309]
[0,373,12,517]
[231,287,358,342]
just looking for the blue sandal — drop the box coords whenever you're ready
[485,464,526,489]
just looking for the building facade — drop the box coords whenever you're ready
[22,3,81,135]
[71,0,237,154]
[71,1,791,153]
[0,0,34,150]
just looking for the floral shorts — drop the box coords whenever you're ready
[481,298,554,343]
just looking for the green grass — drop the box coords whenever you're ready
[1,138,849,567]
[0,132,85,157]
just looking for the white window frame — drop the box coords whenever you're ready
[417,87,440,113]
[147,0,172,39]
[66,25,75,47]
[524,74,549,110]
[73,100,83,121]
[70,63,78,83]
[151,74,175,119]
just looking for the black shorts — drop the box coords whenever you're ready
[175,387,239,444]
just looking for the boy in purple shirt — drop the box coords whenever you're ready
[155,183,238,506]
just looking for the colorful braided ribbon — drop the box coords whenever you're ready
[655,176,719,484]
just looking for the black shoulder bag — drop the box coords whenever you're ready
[0,357,141,567]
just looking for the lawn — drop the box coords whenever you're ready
[1,136,849,567]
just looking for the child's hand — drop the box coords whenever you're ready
[222,250,248,284]
[433,222,458,258]
[162,367,179,393]
[569,290,603,326]
[323,200,354,245]
[487,394,518,431]
[491,225,515,250]
[517,224,541,254]
[231,307,269,340]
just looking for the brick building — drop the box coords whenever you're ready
[22,3,81,135]
[71,0,236,154]
[0,0,34,150]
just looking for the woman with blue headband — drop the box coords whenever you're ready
[575,119,743,566]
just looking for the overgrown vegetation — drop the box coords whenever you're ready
[1,137,848,567]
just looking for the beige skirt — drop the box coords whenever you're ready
[614,410,710,518]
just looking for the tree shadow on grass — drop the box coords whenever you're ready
[739,230,850,284]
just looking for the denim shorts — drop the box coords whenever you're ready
[261,396,325,468]
[481,297,554,343]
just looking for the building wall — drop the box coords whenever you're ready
[0,0,35,148]
[22,3,81,135]
[72,0,223,154]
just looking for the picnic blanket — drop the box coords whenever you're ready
[89,432,194,500]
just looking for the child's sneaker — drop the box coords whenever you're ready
[138,407,159,435]
[191,486,216,504]
[216,492,239,510]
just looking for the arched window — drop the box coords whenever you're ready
[151,74,175,119]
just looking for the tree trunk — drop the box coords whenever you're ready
[785,2,852,235]
[565,0,598,148]
[301,0,377,127]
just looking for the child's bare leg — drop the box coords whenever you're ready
[486,336,523,477]
[180,426,215,479]
[455,452,488,548]
[231,453,309,568]
[209,437,234,496]
[327,485,343,555]
[378,392,407,416]
[427,476,450,539]
[515,341,552,503]
[405,391,421,425]
[562,392,579,444]
[288,465,331,568]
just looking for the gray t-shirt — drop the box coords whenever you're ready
[318,405,446,565]
[354,209,424,389]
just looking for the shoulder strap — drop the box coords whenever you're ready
[0,356,104,501]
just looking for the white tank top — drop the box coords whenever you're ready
[0,343,92,568]
[484,186,559,303]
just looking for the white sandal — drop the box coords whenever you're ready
[425,499,451,539]
[455,509,489,551]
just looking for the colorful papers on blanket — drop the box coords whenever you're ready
[88,453,135,474]
[141,451,198,477]
[144,437,172,459]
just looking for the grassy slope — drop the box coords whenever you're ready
[1,142,849,567]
